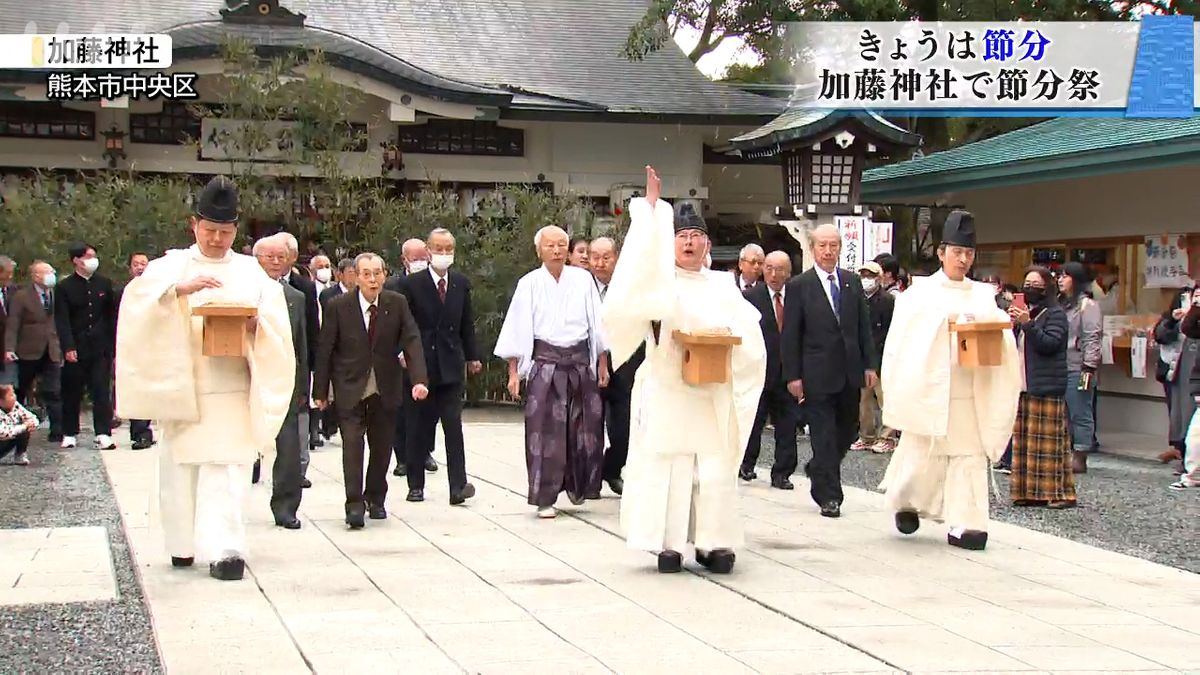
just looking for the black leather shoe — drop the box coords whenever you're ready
[607,478,624,495]
[738,468,756,481]
[132,438,153,450]
[251,459,261,485]
[48,433,63,443]
[424,456,439,472]
[895,511,920,535]
[820,502,841,518]
[368,504,387,520]
[696,548,736,574]
[948,530,988,551]
[209,557,245,581]
[301,478,312,489]
[771,477,794,490]
[171,556,194,568]
[275,516,302,530]
[585,491,602,500]
[450,483,476,506]
[657,550,683,573]
[312,437,324,448]
[393,464,407,477]
[407,489,425,502]
[345,504,365,529]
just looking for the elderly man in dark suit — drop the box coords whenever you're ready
[399,228,480,505]
[254,235,309,530]
[740,250,805,489]
[4,260,63,442]
[314,252,429,530]
[384,239,439,478]
[781,225,877,518]
[315,257,356,443]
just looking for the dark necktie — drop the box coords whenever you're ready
[828,273,840,318]
[774,291,784,333]
[42,289,51,314]
[366,304,378,345]
[437,278,447,303]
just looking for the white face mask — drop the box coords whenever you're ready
[315,267,332,283]
[862,278,878,293]
[431,254,454,271]
[408,259,429,273]
[43,272,57,287]
[83,258,100,274]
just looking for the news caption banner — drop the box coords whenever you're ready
[786,16,1197,117]
[0,33,197,101]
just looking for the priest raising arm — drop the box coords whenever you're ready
[877,210,1022,551]
[495,225,609,519]
[603,166,766,574]
[115,176,296,581]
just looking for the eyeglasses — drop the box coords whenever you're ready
[256,254,286,263]
[675,232,707,243]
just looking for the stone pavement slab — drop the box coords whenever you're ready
[100,420,1196,674]
[0,526,117,606]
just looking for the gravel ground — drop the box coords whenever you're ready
[753,431,1200,574]
[0,435,163,674]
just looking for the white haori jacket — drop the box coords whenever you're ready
[115,245,295,465]
[880,270,1022,464]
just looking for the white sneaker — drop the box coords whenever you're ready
[13,452,29,466]
[61,436,77,449]
[536,507,557,519]
[95,435,116,450]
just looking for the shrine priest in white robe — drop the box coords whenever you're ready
[495,225,609,519]
[878,210,1022,551]
[604,166,765,574]
[115,176,295,581]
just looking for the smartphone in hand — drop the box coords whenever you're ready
[1011,293,1027,311]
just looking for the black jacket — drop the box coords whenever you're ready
[780,267,876,395]
[1182,305,1200,397]
[319,283,347,312]
[400,269,480,387]
[1017,301,1069,397]
[744,284,786,385]
[864,289,894,362]
[54,273,118,360]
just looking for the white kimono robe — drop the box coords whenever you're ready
[878,270,1021,533]
[116,245,294,562]
[494,264,606,379]
[604,197,765,556]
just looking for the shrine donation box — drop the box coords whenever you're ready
[192,304,258,357]
[672,329,741,385]
[949,320,1012,367]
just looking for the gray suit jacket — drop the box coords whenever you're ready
[282,283,309,408]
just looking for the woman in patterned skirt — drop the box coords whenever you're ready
[1007,266,1077,509]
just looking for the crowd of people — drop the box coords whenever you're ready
[1,169,1197,583]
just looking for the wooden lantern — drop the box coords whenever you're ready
[192,304,258,357]
[672,330,742,385]
[949,320,1012,367]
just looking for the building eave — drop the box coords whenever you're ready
[861,137,1200,202]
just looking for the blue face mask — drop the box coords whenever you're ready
[42,272,57,287]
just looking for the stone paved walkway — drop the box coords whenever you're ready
[100,420,1198,674]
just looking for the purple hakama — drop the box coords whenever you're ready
[524,339,604,507]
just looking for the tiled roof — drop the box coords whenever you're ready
[728,108,922,154]
[864,117,1200,183]
[1,0,783,118]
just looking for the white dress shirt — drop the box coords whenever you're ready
[816,266,840,316]
[358,291,380,398]
[429,266,448,291]
[769,284,787,327]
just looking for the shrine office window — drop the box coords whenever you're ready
[0,102,95,140]
[397,120,524,157]
[130,102,203,145]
